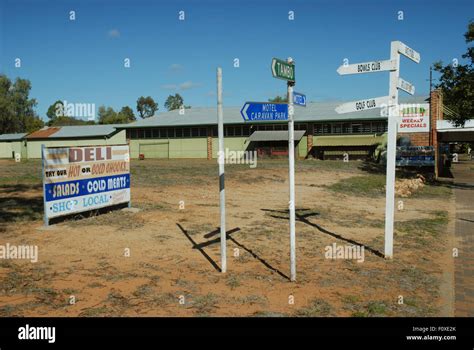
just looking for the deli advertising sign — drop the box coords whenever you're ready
[398,103,430,133]
[42,145,130,221]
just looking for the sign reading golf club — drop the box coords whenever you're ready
[397,103,430,133]
[293,92,306,107]
[240,102,288,121]
[335,96,389,114]
[271,57,295,81]
[42,145,130,223]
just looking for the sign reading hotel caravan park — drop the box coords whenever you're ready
[42,145,130,223]
[240,102,288,121]
[397,103,430,133]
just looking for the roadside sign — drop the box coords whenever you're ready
[336,59,397,75]
[42,144,131,225]
[335,96,389,114]
[271,58,295,81]
[397,77,415,95]
[240,102,288,121]
[396,41,421,63]
[293,92,306,107]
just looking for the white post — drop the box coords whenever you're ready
[384,42,400,259]
[287,58,296,281]
[217,67,227,273]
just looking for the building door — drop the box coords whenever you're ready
[139,142,169,159]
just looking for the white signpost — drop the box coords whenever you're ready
[271,57,296,282]
[335,96,389,114]
[217,67,226,273]
[397,77,415,95]
[336,40,420,259]
[336,59,397,75]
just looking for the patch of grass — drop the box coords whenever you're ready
[413,183,452,198]
[326,175,386,197]
[234,295,268,306]
[395,210,448,237]
[351,301,389,317]
[191,293,219,315]
[296,298,332,317]
[225,274,241,290]
[79,306,110,317]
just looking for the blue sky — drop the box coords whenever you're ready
[0,0,473,120]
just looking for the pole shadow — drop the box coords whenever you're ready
[261,208,384,258]
[176,223,290,280]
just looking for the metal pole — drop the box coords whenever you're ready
[217,67,227,273]
[384,41,400,259]
[287,58,296,281]
[41,144,49,227]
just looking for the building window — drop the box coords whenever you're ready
[352,124,362,134]
[138,129,144,138]
[314,124,323,135]
[323,124,331,134]
[343,123,351,134]
[200,127,207,137]
[362,122,371,133]
[183,127,190,137]
[175,128,182,137]
[333,123,342,134]
[243,125,251,136]
[152,129,159,138]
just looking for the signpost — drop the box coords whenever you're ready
[397,78,415,96]
[335,41,420,259]
[336,59,397,75]
[335,96,389,114]
[217,67,226,273]
[42,144,131,226]
[271,57,295,82]
[240,102,288,121]
[293,92,306,107]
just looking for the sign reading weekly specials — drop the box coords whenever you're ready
[397,103,430,133]
[42,145,130,222]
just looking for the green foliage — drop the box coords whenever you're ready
[98,105,135,124]
[268,95,288,103]
[0,75,43,134]
[164,93,184,111]
[136,96,158,118]
[434,21,474,126]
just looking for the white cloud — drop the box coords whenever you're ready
[161,84,178,90]
[169,64,183,72]
[179,81,201,90]
[108,29,120,38]
[161,81,201,91]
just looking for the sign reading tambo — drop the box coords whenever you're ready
[42,145,130,223]
[271,58,295,81]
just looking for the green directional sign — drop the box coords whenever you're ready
[271,58,295,82]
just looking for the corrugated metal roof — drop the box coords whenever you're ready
[121,97,428,128]
[248,130,306,142]
[26,127,61,139]
[313,135,384,147]
[0,133,27,141]
[26,125,119,139]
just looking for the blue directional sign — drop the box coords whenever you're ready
[293,92,306,107]
[240,102,288,121]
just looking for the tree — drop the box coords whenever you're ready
[136,96,158,118]
[118,106,136,122]
[434,21,474,126]
[0,75,43,134]
[46,100,65,125]
[164,93,184,111]
[98,106,118,124]
[268,95,288,103]
[97,106,135,124]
